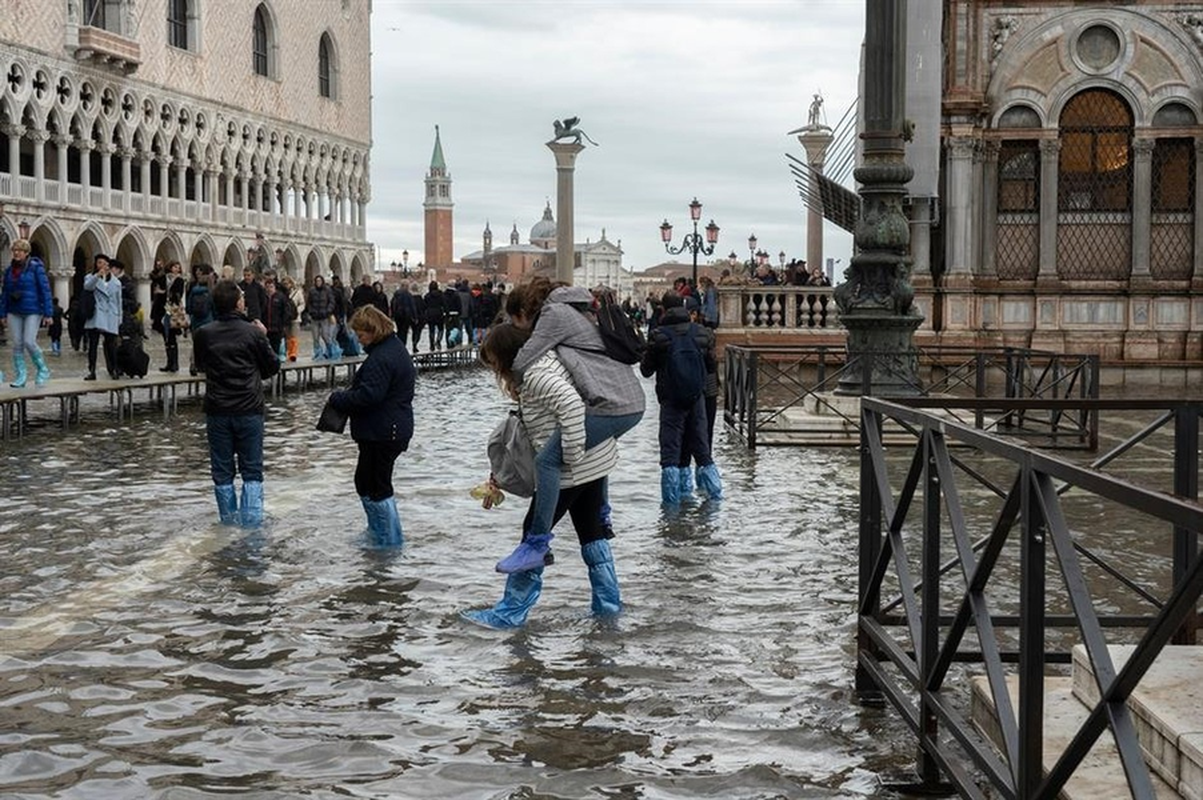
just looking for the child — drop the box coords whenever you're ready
[48,296,64,356]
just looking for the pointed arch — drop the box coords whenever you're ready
[190,233,218,269]
[113,225,151,279]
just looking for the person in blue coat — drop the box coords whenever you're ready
[327,305,416,547]
[0,238,54,387]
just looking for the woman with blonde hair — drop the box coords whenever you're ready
[326,305,415,547]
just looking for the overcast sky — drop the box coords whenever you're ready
[365,1,865,275]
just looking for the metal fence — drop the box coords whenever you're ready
[856,396,1203,798]
[722,345,1099,449]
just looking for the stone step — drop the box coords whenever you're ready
[1072,644,1203,800]
[971,675,1182,798]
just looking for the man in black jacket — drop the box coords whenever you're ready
[238,267,268,323]
[639,292,723,505]
[193,279,280,528]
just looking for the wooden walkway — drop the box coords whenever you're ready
[0,345,478,441]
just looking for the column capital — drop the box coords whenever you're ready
[52,133,72,148]
[97,142,116,157]
[27,129,50,145]
[2,123,25,138]
[1039,139,1062,156]
[119,146,136,160]
[74,138,94,152]
[982,139,1002,161]
[948,136,977,159]
[1131,138,1156,158]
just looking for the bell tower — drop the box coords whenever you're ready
[423,125,453,269]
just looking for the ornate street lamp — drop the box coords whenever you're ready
[402,249,409,274]
[18,220,30,240]
[660,197,719,286]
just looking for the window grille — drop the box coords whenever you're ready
[253,7,269,77]
[996,140,1040,280]
[168,0,189,49]
[1150,138,1195,279]
[1057,89,1133,280]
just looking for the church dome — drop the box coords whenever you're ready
[530,202,556,244]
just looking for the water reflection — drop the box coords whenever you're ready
[0,366,911,798]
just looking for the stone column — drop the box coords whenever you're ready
[175,157,187,208]
[140,151,152,208]
[206,166,218,222]
[794,127,834,272]
[4,125,23,178]
[31,130,47,203]
[1195,139,1203,281]
[267,174,278,229]
[293,178,303,222]
[119,147,133,213]
[980,140,1001,277]
[99,143,114,209]
[1038,139,1060,279]
[834,0,923,396]
[945,136,976,276]
[240,169,251,219]
[1130,137,1154,279]
[54,134,70,204]
[224,171,235,218]
[546,141,586,285]
[78,139,93,207]
[159,156,172,205]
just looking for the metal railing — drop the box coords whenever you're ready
[857,396,1203,798]
[723,345,1100,449]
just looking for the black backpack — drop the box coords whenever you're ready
[282,292,298,324]
[595,299,645,364]
[663,323,705,407]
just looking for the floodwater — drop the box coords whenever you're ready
[0,364,917,799]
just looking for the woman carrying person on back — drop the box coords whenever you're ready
[464,321,621,628]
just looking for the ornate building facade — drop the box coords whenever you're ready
[0,0,374,312]
[921,2,1203,363]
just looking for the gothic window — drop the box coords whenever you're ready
[318,33,335,99]
[167,0,196,51]
[1150,106,1197,279]
[998,142,1039,212]
[995,140,1040,280]
[252,5,272,77]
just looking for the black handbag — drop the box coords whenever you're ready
[316,398,348,434]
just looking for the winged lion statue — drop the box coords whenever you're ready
[551,117,599,146]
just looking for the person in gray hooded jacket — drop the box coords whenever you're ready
[493,284,645,574]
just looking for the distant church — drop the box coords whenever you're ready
[421,128,628,293]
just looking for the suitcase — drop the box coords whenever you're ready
[116,336,150,378]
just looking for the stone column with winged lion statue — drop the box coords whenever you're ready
[546,117,598,285]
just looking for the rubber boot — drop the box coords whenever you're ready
[461,568,544,629]
[31,350,50,386]
[9,353,27,388]
[362,496,404,548]
[696,463,724,501]
[678,465,695,497]
[582,539,621,617]
[496,533,554,574]
[286,336,299,362]
[326,340,342,360]
[277,339,286,362]
[239,481,264,528]
[660,467,681,505]
[313,341,324,360]
[214,484,239,525]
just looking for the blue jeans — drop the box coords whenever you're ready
[658,395,712,468]
[8,313,44,358]
[530,411,643,537]
[207,414,265,485]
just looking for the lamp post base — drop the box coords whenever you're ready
[835,310,924,396]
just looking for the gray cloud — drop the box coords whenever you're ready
[367,0,863,274]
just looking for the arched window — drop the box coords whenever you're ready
[995,140,1040,280]
[318,33,334,98]
[252,5,270,77]
[1057,88,1133,279]
[1151,103,1198,279]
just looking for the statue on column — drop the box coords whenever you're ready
[550,116,599,146]
[808,93,824,127]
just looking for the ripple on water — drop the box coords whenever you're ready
[0,366,917,798]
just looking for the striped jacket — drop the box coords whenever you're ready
[520,351,618,488]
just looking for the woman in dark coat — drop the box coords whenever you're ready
[422,280,446,351]
[327,305,415,548]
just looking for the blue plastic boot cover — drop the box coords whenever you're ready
[362,496,404,548]
[239,481,264,528]
[660,467,681,506]
[10,353,27,388]
[678,465,695,497]
[461,568,544,628]
[581,539,621,616]
[327,341,342,360]
[496,533,554,574]
[30,350,50,385]
[214,484,239,525]
[696,463,724,501]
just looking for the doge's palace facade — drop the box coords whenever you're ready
[0,0,373,312]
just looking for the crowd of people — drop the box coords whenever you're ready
[3,245,735,628]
